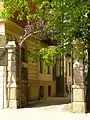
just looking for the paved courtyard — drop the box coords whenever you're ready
[0,105,90,120]
[0,97,90,120]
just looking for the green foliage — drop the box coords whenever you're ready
[39,0,89,39]
[39,47,56,65]
[26,47,56,65]
[1,0,31,20]
[36,0,89,61]
[0,0,90,64]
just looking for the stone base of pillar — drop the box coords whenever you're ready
[72,85,86,113]
[73,102,85,113]
[8,100,20,109]
[7,83,21,109]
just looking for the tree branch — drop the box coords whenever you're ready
[19,30,41,47]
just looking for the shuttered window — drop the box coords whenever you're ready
[21,67,28,81]
[40,61,43,73]
[47,66,50,74]
[21,47,28,63]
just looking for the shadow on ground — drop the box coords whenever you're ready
[24,96,71,108]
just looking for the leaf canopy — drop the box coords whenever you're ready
[0,0,90,64]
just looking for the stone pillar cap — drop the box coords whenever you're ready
[72,84,85,89]
[6,41,16,48]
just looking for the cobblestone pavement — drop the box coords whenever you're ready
[0,97,90,120]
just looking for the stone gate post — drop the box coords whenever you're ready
[72,40,86,113]
[6,40,21,108]
[72,60,85,112]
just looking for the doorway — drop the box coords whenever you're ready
[48,86,51,97]
[39,86,44,100]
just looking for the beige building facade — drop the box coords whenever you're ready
[0,20,56,108]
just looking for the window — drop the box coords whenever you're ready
[60,58,61,76]
[40,55,43,73]
[39,86,44,99]
[65,61,67,76]
[53,64,56,81]
[21,47,28,63]
[21,67,28,81]
[56,57,60,76]
[69,62,71,76]
[40,61,43,73]
[47,66,50,74]
[56,64,59,76]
